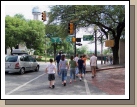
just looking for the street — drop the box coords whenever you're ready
[5,62,125,95]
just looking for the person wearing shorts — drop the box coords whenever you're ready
[45,59,56,89]
[90,53,97,78]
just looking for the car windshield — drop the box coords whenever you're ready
[5,56,18,62]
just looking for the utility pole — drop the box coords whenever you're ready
[95,29,97,57]
[101,36,103,64]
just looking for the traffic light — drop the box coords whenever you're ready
[72,37,76,42]
[42,11,46,21]
[68,23,74,35]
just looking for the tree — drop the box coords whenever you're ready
[5,15,27,54]
[5,15,46,55]
[76,45,89,55]
[45,24,74,60]
[48,5,125,65]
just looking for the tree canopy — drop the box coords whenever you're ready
[47,5,125,64]
[5,14,46,54]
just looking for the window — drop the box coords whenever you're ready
[28,56,35,62]
[24,56,30,62]
[5,56,18,62]
[20,56,24,61]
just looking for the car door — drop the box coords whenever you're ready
[23,56,31,71]
[28,56,37,70]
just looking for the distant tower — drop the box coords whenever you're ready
[32,6,41,20]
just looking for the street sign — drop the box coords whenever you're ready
[76,38,81,42]
[66,36,72,42]
[51,37,61,43]
[83,35,94,41]
[76,43,82,46]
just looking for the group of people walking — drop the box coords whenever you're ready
[45,52,97,89]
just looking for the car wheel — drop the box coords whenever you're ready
[19,68,25,75]
[35,66,39,72]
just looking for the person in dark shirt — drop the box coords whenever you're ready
[77,56,84,81]
[55,52,61,77]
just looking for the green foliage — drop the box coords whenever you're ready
[48,5,125,64]
[76,45,89,55]
[103,48,112,55]
[5,14,45,54]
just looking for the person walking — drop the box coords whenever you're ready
[77,55,84,81]
[110,56,113,64]
[68,56,77,83]
[59,55,69,86]
[74,54,79,77]
[82,54,87,77]
[55,52,61,77]
[90,53,97,78]
[45,59,56,89]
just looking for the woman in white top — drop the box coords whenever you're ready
[45,59,56,89]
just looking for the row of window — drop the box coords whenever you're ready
[6,56,36,62]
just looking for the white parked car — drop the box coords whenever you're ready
[5,55,40,74]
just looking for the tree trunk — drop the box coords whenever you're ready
[10,47,13,55]
[112,37,120,65]
[53,43,57,61]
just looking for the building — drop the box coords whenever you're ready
[32,6,41,20]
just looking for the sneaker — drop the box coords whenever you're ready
[64,83,66,86]
[79,78,82,81]
[91,76,94,78]
[52,85,55,89]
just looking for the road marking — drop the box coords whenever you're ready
[6,73,46,95]
[84,78,91,95]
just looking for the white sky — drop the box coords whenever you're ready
[2,1,129,100]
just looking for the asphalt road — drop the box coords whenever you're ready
[5,62,107,96]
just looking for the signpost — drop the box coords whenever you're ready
[51,37,61,43]
[83,35,94,41]
[66,36,72,42]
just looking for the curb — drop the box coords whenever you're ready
[86,66,125,72]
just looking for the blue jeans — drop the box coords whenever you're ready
[75,67,79,75]
[70,68,76,80]
[83,65,86,74]
[57,63,61,77]
[60,69,67,82]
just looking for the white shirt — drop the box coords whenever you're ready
[47,64,56,74]
[90,55,97,66]
[74,57,79,62]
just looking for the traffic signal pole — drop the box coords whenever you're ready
[74,7,76,57]
[74,23,76,57]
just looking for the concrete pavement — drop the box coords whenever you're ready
[38,61,125,95]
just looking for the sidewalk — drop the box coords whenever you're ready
[38,61,125,72]
[86,60,125,72]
